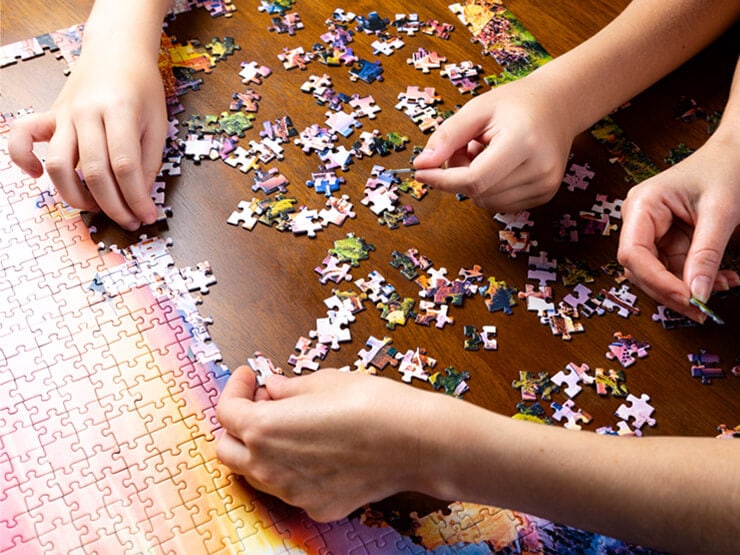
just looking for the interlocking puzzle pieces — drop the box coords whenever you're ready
[377,292,416,329]
[310,308,352,350]
[415,300,454,329]
[598,285,640,318]
[278,45,312,70]
[429,366,470,397]
[328,233,375,267]
[421,18,455,39]
[559,258,599,287]
[651,305,698,329]
[688,349,724,384]
[606,332,650,368]
[440,60,483,94]
[306,169,345,196]
[395,86,445,133]
[251,167,289,194]
[318,194,356,227]
[268,12,304,35]
[260,115,297,142]
[390,248,432,281]
[294,123,337,154]
[562,161,595,192]
[288,336,329,374]
[512,371,559,402]
[247,352,284,385]
[325,109,362,137]
[498,230,537,258]
[395,347,437,383]
[355,11,390,34]
[371,35,405,56]
[227,198,263,230]
[204,36,240,61]
[239,60,272,84]
[716,424,740,439]
[518,284,554,323]
[406,47,447,73]
[561,283,604,319]
[546,303,584,341]
[550,399,592,431]
[355,270,396,303]
[349,94,381,119]
[480,277,517,314]
[463,325,497,350]
[550,362,590,398]
[355,335,399,372]
[378,204,418,229]
[349,59,384,83]
[615,393,656,430]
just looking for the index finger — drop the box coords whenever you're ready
[618,215,698,317]
[7,112,55,177]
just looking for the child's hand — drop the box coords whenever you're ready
[216,367,434,522]
[412,73,576,212]
[618,132,740,321]
[9,45,167,230]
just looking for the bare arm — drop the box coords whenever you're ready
[420,391,740,554]
[538,0,740,135]
[216,369,740,554]
[413,0,740,211]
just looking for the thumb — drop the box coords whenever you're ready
[8,112,57,177]
[685,212,735,302]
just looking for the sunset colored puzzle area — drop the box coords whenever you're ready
[0,125,426,554]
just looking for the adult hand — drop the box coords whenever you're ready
[618,132,740,321]
[412,72,576,212]
[216,367,436,522]
[8,42,167,230]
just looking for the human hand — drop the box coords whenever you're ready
[412,73,576,212]
[216,367,438,522]
[618,132,740,321]
[8,40,167,230]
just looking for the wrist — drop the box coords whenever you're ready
[83,0,170,58]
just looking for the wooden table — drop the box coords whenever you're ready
[2,0,739,548]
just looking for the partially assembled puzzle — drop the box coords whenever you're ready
[2,1,738,554]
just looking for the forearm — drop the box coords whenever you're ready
[415,395,740,553]
[532,0,740,135]
[714,55,740,143]
[83,0,173,57]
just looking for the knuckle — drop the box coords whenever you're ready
[79,161,107,184]
[43,156,70,176]
[110,156,138,177]
[690,246,724,268]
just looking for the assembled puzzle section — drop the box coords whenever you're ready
[3,0,739,553]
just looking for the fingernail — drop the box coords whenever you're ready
[690,276,712,303]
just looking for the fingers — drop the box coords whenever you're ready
[216,365,258,432]
[45,122,99,212]
[414,136,525,200]
[7,112,55,177]
[413,108,481,171]
[219,365,259,404]
[106,108,160,225]
[618,198,704,321]
[685,208,738,302]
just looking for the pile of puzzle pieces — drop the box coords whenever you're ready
[2,1,738,554]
